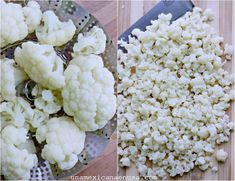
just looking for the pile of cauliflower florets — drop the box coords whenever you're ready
[0,1,116,180]
[118,7,234,179]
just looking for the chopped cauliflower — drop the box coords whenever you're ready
[72,26,106,56]
[14,41,65,90]
[0,1,28,47]
[36,10,76,46]
[0,58,28,101]
[62,54,116,131]
[23,1,42,33]
[118,7,234,178]
[32,85,62,114]
[0,97,34,129]
[215,149,228,162]
[36,116,85,170]
[1,140,38,180]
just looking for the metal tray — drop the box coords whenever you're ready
[1,0,117,180]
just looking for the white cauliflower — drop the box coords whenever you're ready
[0,97,34,129]
[36,10,76,46]
[0,1,28,47]
[0,58,28,101]
[215,149,228,162]
[23,1,42,33]
[29,108,49,130]
[62,55,116,131]
[72,26,106,56]
[14,41,65,90]
[1,140,38,180]
[1,125,27,146]
[32,85,62,114]
[36,116,85,170]
[118,7,234,178]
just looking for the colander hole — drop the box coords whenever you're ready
[78,23,81,26]
[81,19,84,22]
[45,168,49,171]
[81,154,83,157]
[84,16,87,19]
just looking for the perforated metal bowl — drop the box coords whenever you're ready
[1,0,117,180]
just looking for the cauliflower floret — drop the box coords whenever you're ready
[29,109,49,130]
[1,125,27,146]
[215,149,228,162]
[0,97,34,129]
[62,55,116,131]
[36,116,85,170]
[22,1,42,33]
[0,58,28,101]
[1,140,38,180]
[14,41,65,90]
[32,85,62,114]
[36,10,76,46]
[72,26,106,56]
[0,1,28,47]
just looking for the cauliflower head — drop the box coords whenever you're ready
[23,1,42,33]
[0,97,34,129]
[1,140,38,180]
[0,58,28,101]
[0,1,28,47]
[36,10,76,46]
[72,26,106,56]
[32,85,62,114]
[36,116,85,170]
[14,41,65,90]
[62,55,116,131]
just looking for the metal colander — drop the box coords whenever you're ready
[1,0,117,180]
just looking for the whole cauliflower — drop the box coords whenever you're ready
[0,1,28,47]
[62,55,116,131]
[36,10,76,46]
[32,85,62,114]
[14,41,65,90]
[23,1,42,33]
[36,116,85,170]
[1,140,38,180]
[72,26,106,56]
[0,58,28,101]
[0,97,34,129]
